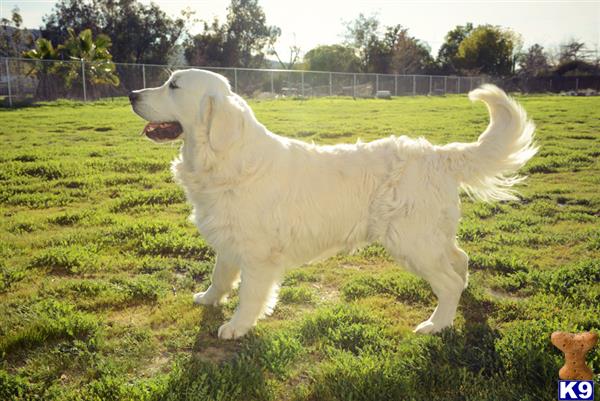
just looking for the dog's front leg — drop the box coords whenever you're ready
[217,266,281,340]
[193,255,240,306]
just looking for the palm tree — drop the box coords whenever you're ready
[23,28,120,100]
[22,38,62,100]
[58,28,120,98]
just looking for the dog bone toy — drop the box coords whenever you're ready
[551,331,598,380]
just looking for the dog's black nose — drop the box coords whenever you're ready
[129,92,140,103]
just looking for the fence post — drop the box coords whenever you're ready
[444,76,447,95]
[81,59,87,101]
[270,70,274,95]
[142,64,146,88]
[394,75,398,96]
[412,75,416,95]
[376,74,379,93]
[5,58,12,107]
[329,72,332,96]
[301,71,304,97]
[575,77,579,91]
[469,76,473,91]
[234,68,238,93]
[429,75,432,94]
[353,73,357,97]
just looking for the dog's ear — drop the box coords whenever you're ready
[203,94,245,152]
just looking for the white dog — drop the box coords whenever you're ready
[129,69,536,339]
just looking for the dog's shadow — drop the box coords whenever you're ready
[191,305,244,361]
[444,287,504,374]
[152,305,275,400]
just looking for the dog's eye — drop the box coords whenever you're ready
[169,81,179,90]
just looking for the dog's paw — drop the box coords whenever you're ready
[193,289,224,306]
[217,321,250,340]
[413,320,451,334]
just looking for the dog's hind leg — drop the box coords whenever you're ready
[193,255,240,306]
[217,266,282,340]
[383,230,465,334]
[449,243,469,289]
[412,260,465,334]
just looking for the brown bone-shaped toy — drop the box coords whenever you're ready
[551,331,598,380]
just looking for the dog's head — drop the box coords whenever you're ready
[129,69,246,152]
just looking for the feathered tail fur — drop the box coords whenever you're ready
[442,84,538,201]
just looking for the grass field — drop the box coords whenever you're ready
[0,94,599,401]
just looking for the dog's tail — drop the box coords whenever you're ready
[442,84,537,202]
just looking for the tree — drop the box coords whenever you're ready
[390,27,435,74]
[517,44,550,77]
[303,45,360,73]
[185,18,230,67]
[437,23,473,74]
[1,7,33,57]
[23,28,119,100]
[343,16,434,74]
[558,40,586,64]
[42,0,188,64]
[268,40,301,70]
[22,38,61,99]
[343,13,385,73]
[185,0,280,68]
[58,28,120,91]
[454,25,520,76]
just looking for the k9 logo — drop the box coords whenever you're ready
[558,381,595,401]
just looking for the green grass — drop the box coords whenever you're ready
[0,94,599,400]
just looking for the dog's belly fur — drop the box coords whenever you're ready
[172,134,458,271]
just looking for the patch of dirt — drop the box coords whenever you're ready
[312,283,340,302]
[487,288,527,302]
[141,353,172,377]
[193,345,237,364]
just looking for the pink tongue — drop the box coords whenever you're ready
[142,122,183,140]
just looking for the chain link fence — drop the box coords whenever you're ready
[1,56,598,107]
[1,57,489,106]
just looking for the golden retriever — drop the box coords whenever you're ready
[129,69,536,339]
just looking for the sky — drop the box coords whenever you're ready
[1,0,599,58]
